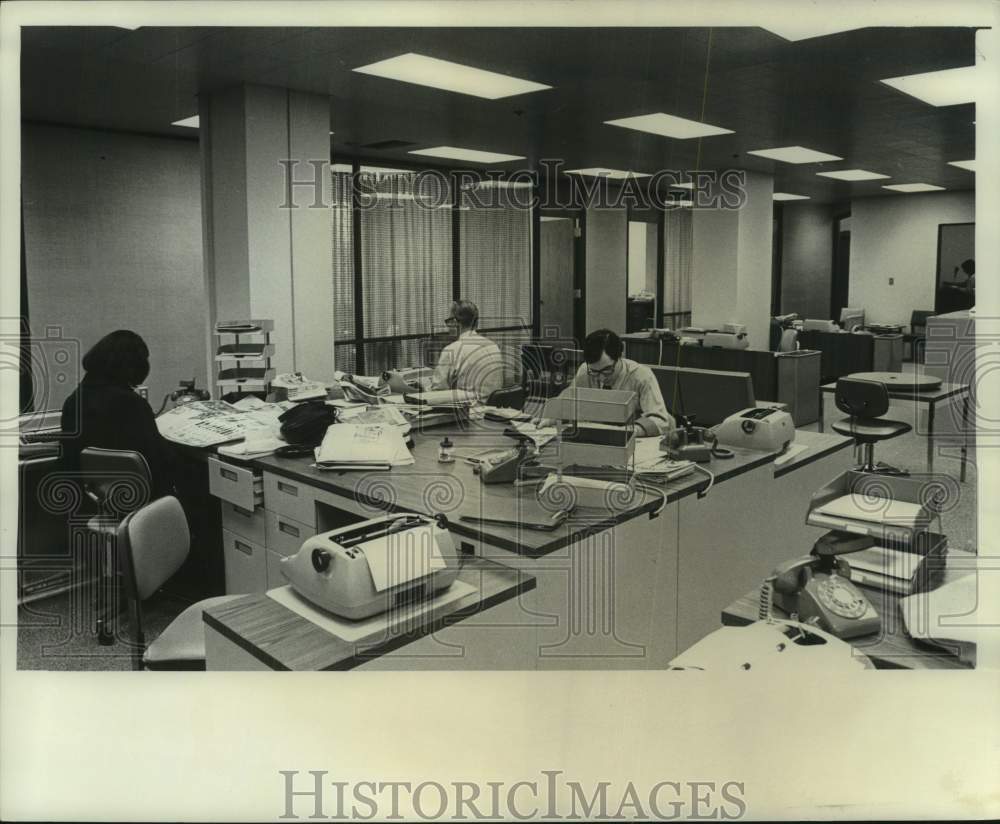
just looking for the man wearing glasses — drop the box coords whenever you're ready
[574,329,675,437]
[431,299,504,400]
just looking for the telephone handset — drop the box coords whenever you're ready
[770,532,881,639]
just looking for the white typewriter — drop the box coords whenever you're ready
[281,513,461,620]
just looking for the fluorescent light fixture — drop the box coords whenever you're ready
[816,169,889,181]
[669,181,695,189]
[171,115,199,128]
[748,146,842,164]
[564,168,651,180]
[880,65,977,107]
[408,146,524,164]
[604,112,733,139]
[540,216,570,222]
[773,192,810,201]
[353,53,551,99]
[948,159,976,172]
[762,25,861,41]
[882,183,945,193]
[113,24,142,30]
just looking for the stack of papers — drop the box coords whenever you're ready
[157,398,294,449]
[633,437,696,482]
[404,389,478,407]
[817,494,926,527]
[508,420,557,448]
[336,404,412,437]
[314,424,414,470]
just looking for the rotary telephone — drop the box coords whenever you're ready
[769,530,881,640]
[472,441,538,484]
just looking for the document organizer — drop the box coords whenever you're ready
[542,387,637,469]
[806,470,944,551]
[214,319,275,399]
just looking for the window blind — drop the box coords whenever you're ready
[331,167,356,373]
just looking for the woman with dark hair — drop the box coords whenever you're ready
[61,330,174,498]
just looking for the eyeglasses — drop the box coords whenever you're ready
[586,364,616,380]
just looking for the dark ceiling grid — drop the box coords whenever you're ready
[19,25,977,203]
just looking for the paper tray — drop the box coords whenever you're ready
[806,470,943,549]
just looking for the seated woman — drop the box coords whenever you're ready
[61,329,174,499]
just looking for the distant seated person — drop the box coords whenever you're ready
[61,329,175,499]
[431,299,504,401]
[573,329,676,437]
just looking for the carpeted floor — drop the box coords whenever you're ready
[17,360,978,670]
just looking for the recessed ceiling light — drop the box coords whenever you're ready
[882,183,946,193]
[773,192,810,201]
[353,53,551,99]
[948,160,976,172]
[880,65,977,107]
[540,216,570,222]
[761,25,861,41]
[408,146,525,163]
[748,146,842,164]
[171,116,199,128]
[113,25,142,30]
[669,181,695,189]
[564,168,651,180]
[604,112,733,140]
[667,199,693,207]
[816,169,890,181]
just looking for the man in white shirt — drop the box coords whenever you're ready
[431,300,504,400]
[573,328,676,437]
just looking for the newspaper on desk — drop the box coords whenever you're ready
[633,437,696,483]
[313,423,414,470]
[156,398,294,449]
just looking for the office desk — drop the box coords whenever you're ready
[721,561,974,670]
[203,557,534,670]
[202,421,853,669]
[818,374,970,479]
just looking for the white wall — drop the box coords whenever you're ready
[21,124,207,410]
[849,192,975,327]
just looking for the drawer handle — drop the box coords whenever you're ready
[277,481,298,496]
[232,505,254,518]
[278,521,300,538]
[220,467,238,482]
[233,539,253,556]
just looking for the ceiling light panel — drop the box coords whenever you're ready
[761,25,861,41]
[816,169,890,181]
[564,168,651,179]
[748,146,842,164]
[773,193,810,201]
[604,112,733,139]
[948,160,976,172]
[882,183,945,193]
[171,115,199,128]
[408,146,525,163]
[353,53,551,99]
[880,65,977,107]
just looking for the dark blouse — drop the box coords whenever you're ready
[60,375,175,499]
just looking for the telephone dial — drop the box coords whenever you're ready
[769,530,881,639]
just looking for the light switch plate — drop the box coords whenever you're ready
[889,277,895,285]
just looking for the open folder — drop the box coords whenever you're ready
[314,424,414,470]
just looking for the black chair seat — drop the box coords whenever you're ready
[832,417,911,441]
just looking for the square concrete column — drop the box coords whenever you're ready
[198,84,334,387]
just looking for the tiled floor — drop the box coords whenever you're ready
[18,361,979,669]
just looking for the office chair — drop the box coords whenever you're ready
[117,495,241,670]
[80,447,153,645]
[831,378,910,476]
[487,385,526,410]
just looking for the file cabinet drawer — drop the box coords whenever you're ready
[263,472,317,526]
[220,501,266,546]
[222,528,267,594]
[265,549,287,590]
[208,457,263,511]
[265,510,315,557]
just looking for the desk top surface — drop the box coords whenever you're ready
[203,556,534,670]
[721,564,973,670]
[247,421,781,557]
[820,376,968,401]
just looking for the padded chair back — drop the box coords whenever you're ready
[834,378,890,420]
[117,496,190,602]
[487,385,526,410]
[80,447,152,519]
[777,328,798,353]
[910,310,934,336]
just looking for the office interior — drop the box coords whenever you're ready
[15,24,982,672]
